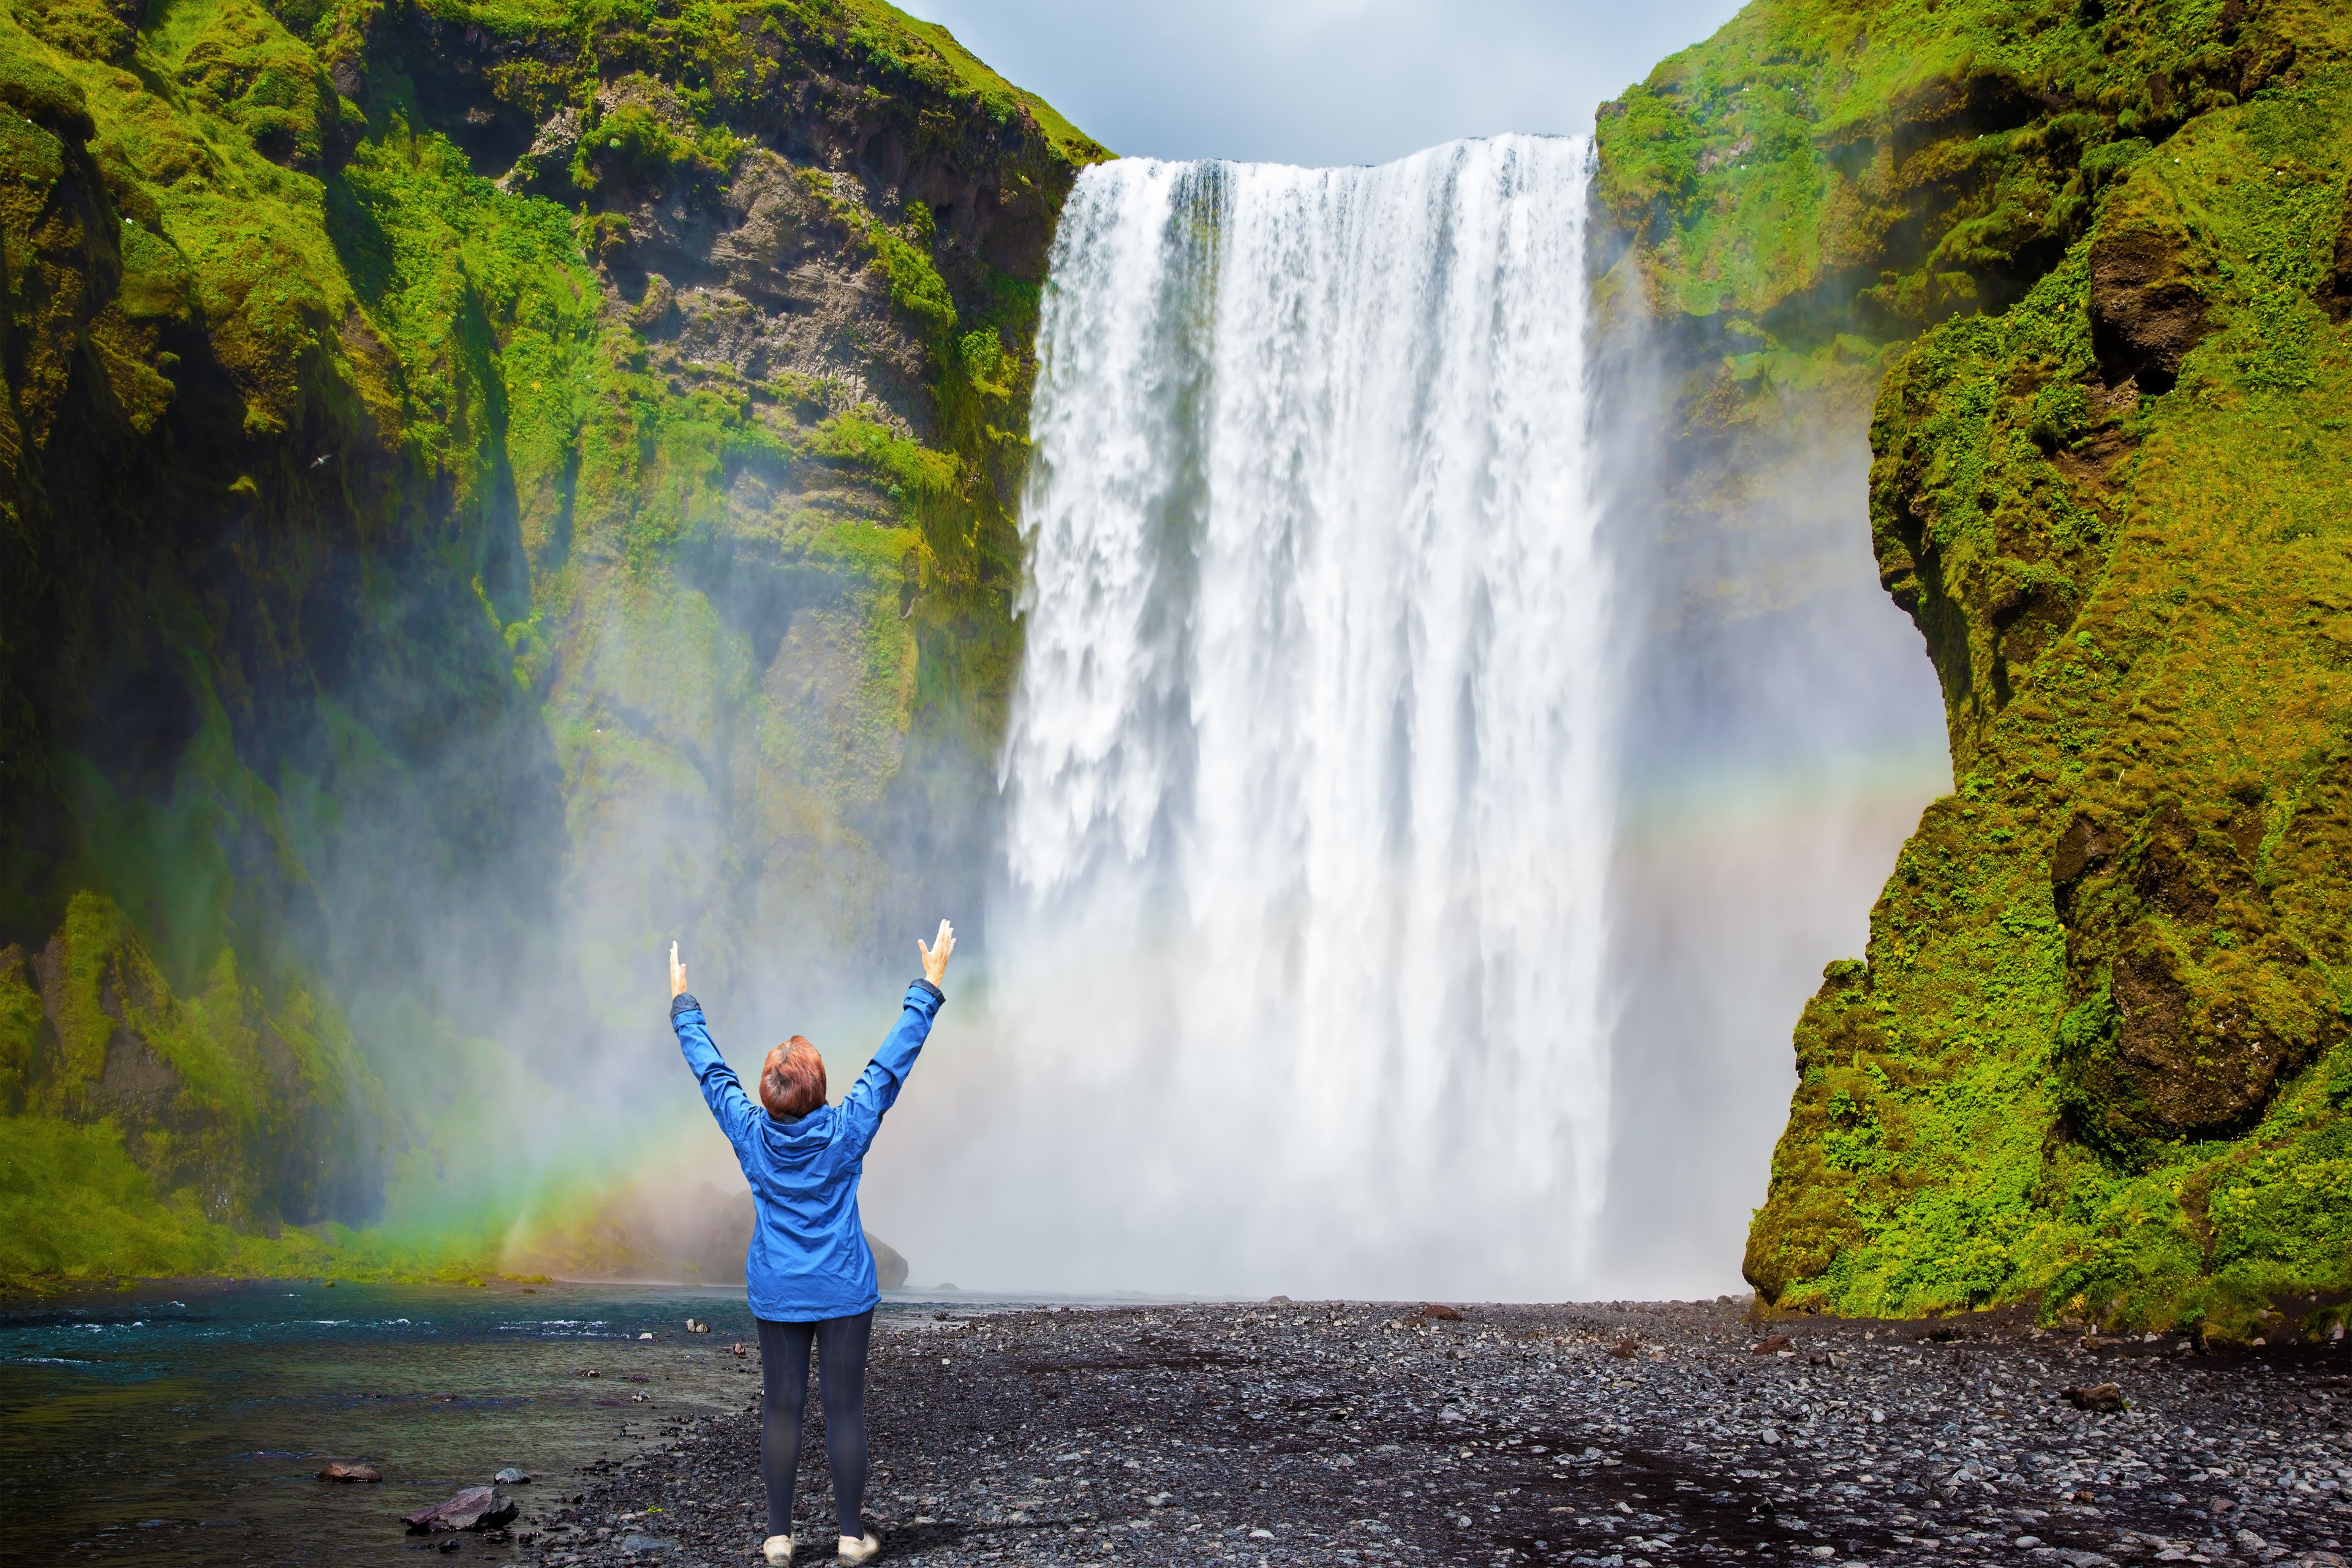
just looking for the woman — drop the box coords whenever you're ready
[668,921,955,1565]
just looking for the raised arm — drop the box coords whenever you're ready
[837,920,954,1159]
[669,943,760,1155]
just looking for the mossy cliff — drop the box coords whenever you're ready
[0,0,1100,1284]
[1598,0,2352,1332]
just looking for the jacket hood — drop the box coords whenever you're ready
[760,1102,837,1159]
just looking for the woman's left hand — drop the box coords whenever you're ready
[670,941,689,1000]
[919,919,955,987]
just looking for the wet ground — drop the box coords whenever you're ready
[526,1298,2352,1568]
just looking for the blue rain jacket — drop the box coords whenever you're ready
[670,981,942,1322]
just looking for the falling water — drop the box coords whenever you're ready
[899,137,1612,1300]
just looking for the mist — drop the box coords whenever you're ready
[314,136,1948,1307]
[1593,443,1948,1297]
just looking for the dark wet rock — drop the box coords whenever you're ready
[2065,1382,2129,1412]
[403,1487,519,1533]
[522,1301,2352,1567]
[315,1461,381,1482]
[1752,1332,1794,1354]
[2320,192,2352,323]
[867,1232,910,1291]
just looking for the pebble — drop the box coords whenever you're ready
[511,1300,2352,1566]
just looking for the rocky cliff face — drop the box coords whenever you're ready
[0,0,1101,1282]
[1599,0,2352,1333]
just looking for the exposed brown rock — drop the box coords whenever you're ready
[2051,811,2117,924]
[2317,194,2352,324]
[2110,924,2324,1138]
[2063,1382,2127,1412]
[2089,227,2212,392]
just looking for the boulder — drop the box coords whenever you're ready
[866,1231,910,1290]
[2064,1383,2127,1413]
[402,1487,519,1534]
[1418,1303,1463,1322]
[493,1467,530,1485]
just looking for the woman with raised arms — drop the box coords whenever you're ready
[668,920,955,1565]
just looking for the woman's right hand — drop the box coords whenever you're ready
[918,919,955,988]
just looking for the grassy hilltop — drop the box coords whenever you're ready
[1597,0,2352,1335]
[0,0,1102,1285]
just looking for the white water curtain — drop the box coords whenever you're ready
[896,137,1610,1298]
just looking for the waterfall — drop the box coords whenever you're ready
[891,137,1611,1299]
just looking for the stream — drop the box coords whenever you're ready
[0,1278,1059,1566]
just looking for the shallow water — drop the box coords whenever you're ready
[0,1278,1067,1566]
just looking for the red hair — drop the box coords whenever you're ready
[759,1036,826,1120]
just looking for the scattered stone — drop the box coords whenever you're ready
[519,1300,2352,1567]
[2065,1382,2129,1412]
[1609,1336,1640,1358]
[684,1317,708,1333]
[636,1332,655,1341]
[402,1487,519,1534]
[494,1467,531,1485]
[1418,1303,1462,1321]
[1752,1333,1794,1354]
[315,1461,381,1482]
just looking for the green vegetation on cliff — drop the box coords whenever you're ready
[0,0,1100,1286]
[1602,0,2352,1333]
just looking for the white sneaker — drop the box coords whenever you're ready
[837,1532,881,1564]
[762,1534,793,1564]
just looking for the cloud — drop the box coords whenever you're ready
[894,0,1749,167]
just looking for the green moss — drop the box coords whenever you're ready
[831,0,1104,166]
[0,950,37,1114]
[568,91,739,192]
[1596,0,2305,337]
[0,0,1096,1289]
[1675,0,2352,1327]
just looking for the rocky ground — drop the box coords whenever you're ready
[494,1298,2352,1568]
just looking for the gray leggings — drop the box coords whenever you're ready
[756,1311,872,1538]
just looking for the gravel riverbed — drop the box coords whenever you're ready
[506,1298,2352,1568]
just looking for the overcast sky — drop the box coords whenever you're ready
[893,0,1747,168]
